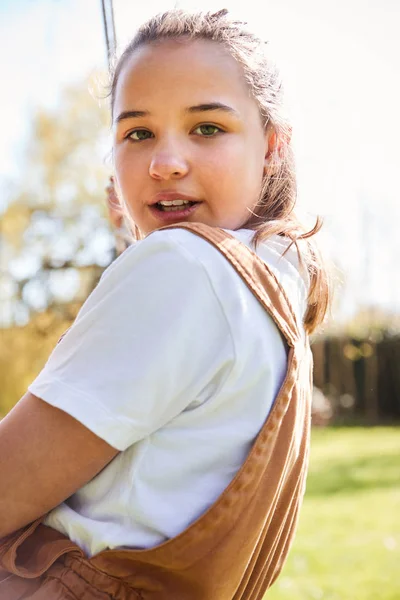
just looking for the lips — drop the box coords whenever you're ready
[148,192,202,223]
[150,191,201,205]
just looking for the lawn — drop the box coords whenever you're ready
[266,427,400,600]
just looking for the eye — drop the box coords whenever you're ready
[126,129,154,141]
[192,124,223,137]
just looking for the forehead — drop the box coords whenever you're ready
[113,39,255,115]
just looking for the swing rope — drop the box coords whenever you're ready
[100,0,117,68]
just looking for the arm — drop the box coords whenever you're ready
[1,230,233,538]
[0,392,119,538]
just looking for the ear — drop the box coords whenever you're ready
[106,176,124,229]
[263,126,292,174]
[263,128,278,174]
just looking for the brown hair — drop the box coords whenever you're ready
[109,8,330,334]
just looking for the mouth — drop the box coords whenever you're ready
[149,200,201,223]
[152,199,199,212]
[149,193,202,223]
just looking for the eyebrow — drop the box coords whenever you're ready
[115,102,239,124]
[186,103,240,116]
[115,110,149,123]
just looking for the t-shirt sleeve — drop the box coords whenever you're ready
[28,230,235,451]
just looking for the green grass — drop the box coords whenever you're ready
[266,427,400,600]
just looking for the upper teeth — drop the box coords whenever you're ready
[159,199,191,206]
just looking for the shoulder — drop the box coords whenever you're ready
[85,228,232,327]
[225,229,309,327]
[231,229,308,288]
[96,227,236,308]
[100,228,214,283]
[254,234,309,325]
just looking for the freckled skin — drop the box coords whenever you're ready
[112,39,274,235]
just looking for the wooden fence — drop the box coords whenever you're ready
[311,335,400,423]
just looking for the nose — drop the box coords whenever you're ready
[149,137,189,180]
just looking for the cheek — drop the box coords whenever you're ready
[204,140,264,195]
[198,140,242,182]
[211,135,264,174]
[219,156,264,219]
[114,148,147,193]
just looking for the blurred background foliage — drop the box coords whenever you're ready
[0,76,114,413]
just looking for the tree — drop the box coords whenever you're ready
[1,74,115,328]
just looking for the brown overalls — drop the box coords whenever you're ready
[0,223,312,599]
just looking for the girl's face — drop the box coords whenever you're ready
[113,39,272,235]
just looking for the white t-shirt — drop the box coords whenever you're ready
[29,227,308,558]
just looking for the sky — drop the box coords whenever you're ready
[1,0,399,321]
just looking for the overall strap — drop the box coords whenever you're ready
[159,222,302,348]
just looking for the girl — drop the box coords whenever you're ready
[0,8,329,599]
